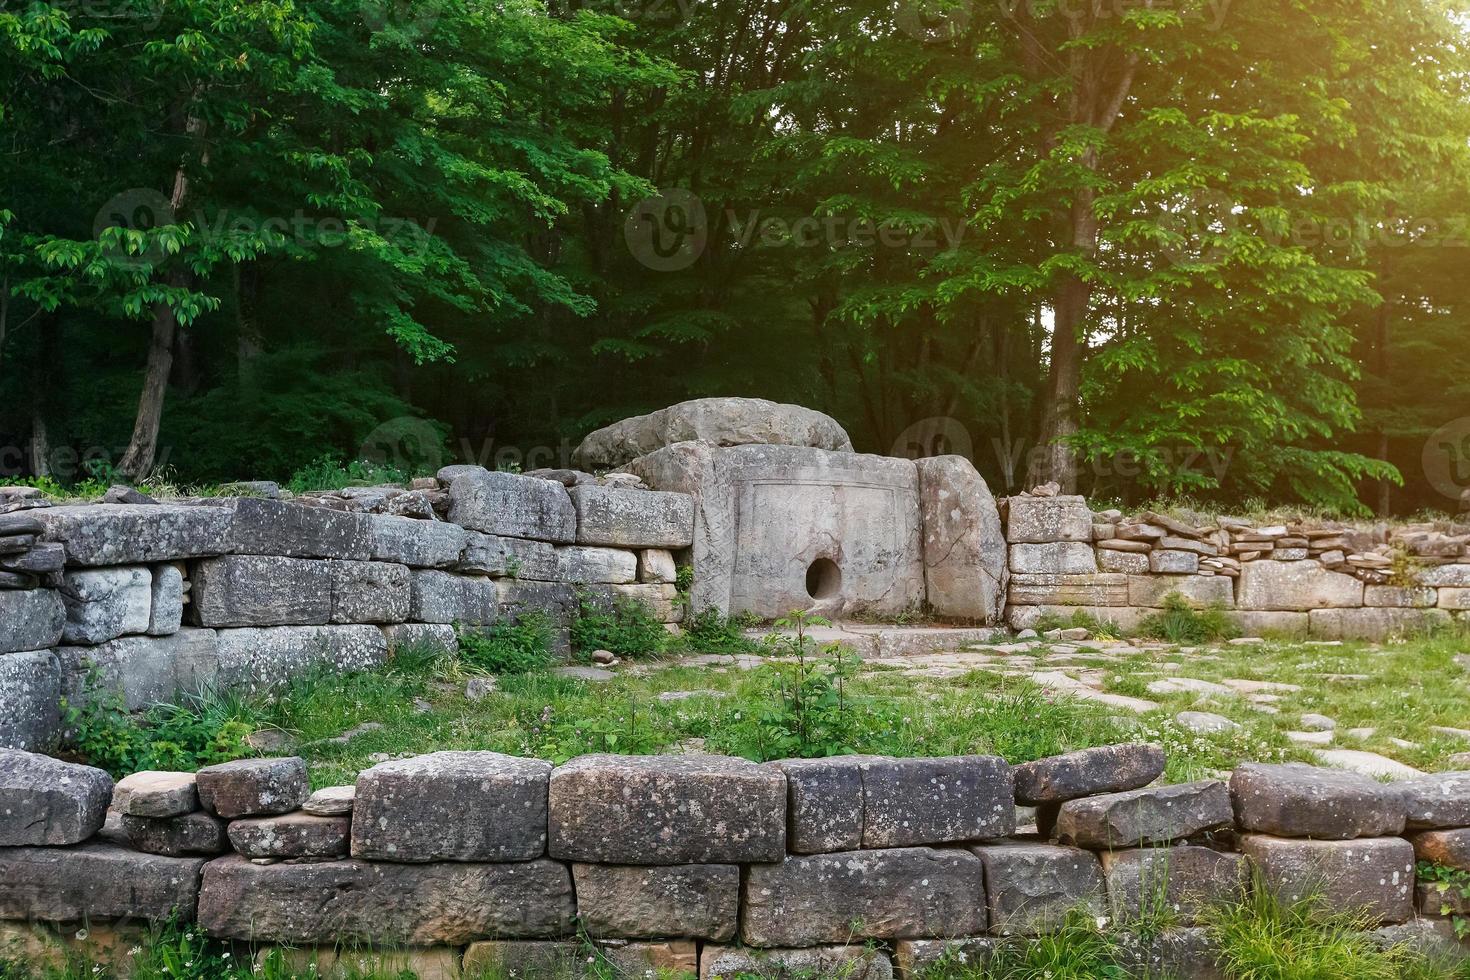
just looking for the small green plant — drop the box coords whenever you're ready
[1419,861,1470,940]
[675,563,695,596]
[64,677,257,779]
[1033,608,1123,640]
[571,593,670,659]
[285,454,409,493]
[681,607,759,655]
[458,615,554,674]
[1137,593,1242,644]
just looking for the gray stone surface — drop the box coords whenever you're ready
[1128,574,1235,609]
[197,757,309,818]
[1150,550,1201,574]
[215,624,389,687]
[226,497,372,560]
[352,751,550,862]
[574,863,739,941]
[549,755,786,864]
[496,580,578,627]
[381,623,459,658]
[122,811,228,857]
[861,756,1015,848]
[58,629,219,712]
[741,847,986,946]
[1308,607,1452,641]
[701,945,893,980]
[60,566,152,644]
[569,485,695,550]
[303,785,355,817]
[459,532,559,579]
[1401,772,1470,830]
[894,938,1005,978]
[36,504,233,565]
[0,844,206,922]
[639,548,678,584]
[365,514,467,569]
[915,456,1007,623]
[573,397,854,471]
[0,589,65,654]
[409,569,501,624]
[1230,763,1408,839]
[1116,928,1227,980]
[1240,835,1415,925]
[229,813,351,859]
[0,651,62,750]
[1237,560,1365,611]
[148,563,185,636]
[1055,780,1233,848]
[974,843,1105,936]
[0,750,111,845]
[1103,845,1249,925]
[192,556,331,627]
[447,469,577,543]
[1410,828,1470,871]
[198,855,575,944]
[1009,543,1099,576]
[114,770,197,818]
[1005,496,1094,544]
[1013,743,1166,806]
[773,756,872,854]
[330,560,411,624]
[555,546,639,584]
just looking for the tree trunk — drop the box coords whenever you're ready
[118,282,182,481]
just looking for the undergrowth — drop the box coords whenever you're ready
[63,680,257,779]
[458,615,554,674]
[571,593,671,659]
[1138,593,1243,644]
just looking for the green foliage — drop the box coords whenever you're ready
[458,617,554,675]
[680,607,759,655]
[571,594,670,659]
[1419,861,1470,941]
[63,682,256,780]
[286,454,411,494]
[1137,593,1243,645]
[1033,609,1125,640]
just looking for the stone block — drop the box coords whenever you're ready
[1411,828,1470,872]
[1308,606,1452,640]
[974,843,1104,935]
[0,922,152,977]
[916,456,1007,623]
[192,556,332,627]
[1230,610,1309,638]
[1420,564,1470,587]
[1008,543,1098,576]
[256,946,462,980]
[57,629,219,712]
[216,625,389,687]
[149,563,185,636]
[226,497,371,559]
[1005,495,1093,544]
[1055,781,1233,848]
[60,566,152,644]
[410,570,500,624]
[600,940,700,978]
[114,770,197,818]
[1116,929,1227,980]
[36,503,232,565]
[1102,845,1248,925]
[702,945,893,980]
[467,939,701,979]
[1401,772,1470,830]
[773,756,872,854]
[364,514,467,569]
[860,756,1014,848]
[1237,560,1364,611]
[1240,835,1415,925]
[571,484,695,549]
[1150,550,1201,574]
[1128,575,1235,609]
[1439,588,1470,610]
[581,582,685,623]
[0,749,111,845]
[304,785,356,817]
[382,623,459,658]
[1008,572,1125,607]
[123,811,229,856]
[0,651,62,750]
[229,813,351,859]
[197,757,309,818]
[894,938,1005,978]
[458,532,559,579]
[330,560,411,624]
[555,546,639,584]
[549,754,786,864]
[0,844,205,922]
[1230,763,1408,839]
[447,469,577,543]
[741,847,986,946]
[1099,549,1151,574]
[1013,743,1166,806]
[496,580,578,625]
[199,855,575,944]
[1364,585,1439,608]
[352,751,550,862]
[574,863,739,941]
[1007,604,1149,634]
[639,548,678,584]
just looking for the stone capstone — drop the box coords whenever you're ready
[303,785,355,817]
[573,863,739,941]
[1229,763,1408,839]
[1055,781,1233,849]
[915,456,1007,624]
[1013,744,1166,806]
[0,844,206,922]
[196,757,309,818]
[37,504,232,566]
[0,749,111,845]
[973,843,1105,936]
[859,756,1014,848]
[1240,835,1415,925]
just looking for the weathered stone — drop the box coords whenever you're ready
[147,562,185,636]
[60,566,152,644]
[447,468,577,543]
[216,625,388,687]
[352,751,549,862]
[1375,919,1470,967]
[702,945,893,980]
[255,946,461,980]
[1055,781,1233,848]
[639,548,678,584]
[1420,564,1470,587]
[122,811,229,856]
[1177,711,1241,734]
[894,938,1005,978]
[409,569,500,624]
[1013,743,1166,806]
[860,755,1015,848]
[741,847,986,946]
[37,503,233,565]
[1099,549,1151,574]
[574,397,854,471]
[496,580,578,626]
[192,556,332,627]
[0,541,64,578]
[0,844,205,922]
[1128,575,1235,609]
[1308,607,1451,641]
[1230,763,1409,839]
[601,940,700,978]
[1005,496,1093,544]
[114,770,197,818]
[1410,828,1470,872]
[364,513,467,569]
[462,941,584,978]
[1237,560,1365,611]
[1149,550,1201,575]
[974,843,1104,935]
[1008,603,1150,635]
[1400,772,1470,830]
[773,756,872,854]
[1230,610,1310,638]
[555,545,639,584]
[330,560,411,624]
[1008,543,1099,576]
[57,628,219,712]
[1240,835,1415,925]
[1364,585,1439,608]
[1008,572,1126,607]
[303,785,355,817]
[230,813,351,858]
[0,922,151,977]
[915,456,1007,623]
[1103,845,1249,925]
[0,651,62,750]
[574,863,739,940]
[582,582,684,622]
[381,622,458,658]
[569,484,695,550]
[199,855,575,944]
[549,754,786,864]
[0,749,111,845]
[226,497,372,559]
[458,532,559,579]
[197,757,309,818]
[1116,929,1227,980]
[0,513,45,535]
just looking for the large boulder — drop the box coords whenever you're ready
[60,567,153,644]
[1013,744,1166,806]
[0,589,65,654]
[914,456,1007,623]
[573,863,739,941]
[568,485,694,549]
[446,469,576,543]
[1237,560,1365,611]
[0,750,112,845]
[1240,835,1415,925]
[1055,781,1233,848]
[36,504,232,565]
[973,843,1105,936]
[572,397,853,471]
[192,556,332,627]
[0,844,206,922]
[0,651,63,750]
[1230,763,1407,839]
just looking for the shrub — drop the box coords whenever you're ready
[571,594,669,659]
[1034,609,1124,640]
[681,607,759,655]
[65,681,257,779]
[459,616,554,675]
[1137,593,1242,644]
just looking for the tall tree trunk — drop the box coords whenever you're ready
[1373,226,1394,517]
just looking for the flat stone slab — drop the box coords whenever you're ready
[700,945,893,980]
[0,749,111,846]
[1012,744,1165,806]
[570,485,695,549]
[1103,845,1249,925]
[230,814,351,859]
[741,847,986,947]
[973,843,1104,936]
[122,812,228,857]
[36,503,232,566]
[113,770,197,819]
[197,757,309,818]
[198,855,575,944]
[1055,781,1233,849]
[0,844,205,922]
[1399,772,1470,830]
[1312,749,1423,781]
[549,755,786,865]
[303,785,355,817]
[1230,763,1408,839]
[352,751,550,863]
[1240,835,1415,925]
[574,863,739,941]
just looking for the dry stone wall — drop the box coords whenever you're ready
[1,747,1466,978]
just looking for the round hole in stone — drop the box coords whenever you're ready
[805,558,843,601]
